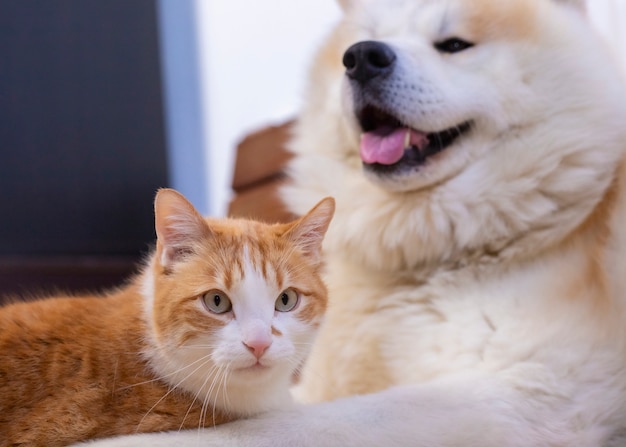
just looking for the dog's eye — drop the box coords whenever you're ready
[434,38,474,54]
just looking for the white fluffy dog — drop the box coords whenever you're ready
[78,0,626,445]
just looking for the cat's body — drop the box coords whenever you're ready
[0,189,334,447]
[0,287,220,446]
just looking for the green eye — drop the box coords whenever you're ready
[202,290,232,314]
[275,288,299,312]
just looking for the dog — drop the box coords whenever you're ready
[75,0,626,445]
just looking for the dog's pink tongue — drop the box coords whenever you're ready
[360,128,428,165]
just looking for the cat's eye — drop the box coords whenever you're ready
[201,290,232,314]
[434,37,474,54]
[275,288,299,312]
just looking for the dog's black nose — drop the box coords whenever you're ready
[343,41,396,83]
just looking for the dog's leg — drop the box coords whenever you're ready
[72,373,607,447]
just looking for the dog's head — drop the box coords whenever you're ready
[285,0,626,269]
[337,0,620,191]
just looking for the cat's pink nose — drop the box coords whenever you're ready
[243,338,271,359]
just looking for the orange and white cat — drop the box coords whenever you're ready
[0,189,334,447]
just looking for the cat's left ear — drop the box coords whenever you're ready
[154,188,209,268]
[284,197,335,264]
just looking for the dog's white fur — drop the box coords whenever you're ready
[76,0,626,445]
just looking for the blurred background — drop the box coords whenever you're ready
[0,0,339,295]
[0,0,622,296]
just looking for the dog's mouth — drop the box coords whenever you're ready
[357,105,472,173]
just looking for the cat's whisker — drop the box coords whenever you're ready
[192,362,224,431]
[215,365,231,428]
[136,354,215,432]
[204,373,215,432]
[218,362,233,420]
[120,353,215,391]
[285,357,303,369]
[180,344,221,350]
[168,354,215,392]
[204,364,228,429]
[135,384,176,433]
[178,362,220,432]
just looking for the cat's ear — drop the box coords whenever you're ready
[284,197,335,264]
[154,188,209,268]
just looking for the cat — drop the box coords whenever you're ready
[0,188,334,447]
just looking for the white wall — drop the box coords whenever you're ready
[197,0,341,216]
[587,0,626,74]
[157,0,210,214]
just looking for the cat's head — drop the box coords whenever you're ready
[141,189,334,415]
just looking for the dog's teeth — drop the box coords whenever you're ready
[404,129,411,148]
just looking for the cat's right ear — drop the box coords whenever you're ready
[284,197,335,265]
[154,189,209,269]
